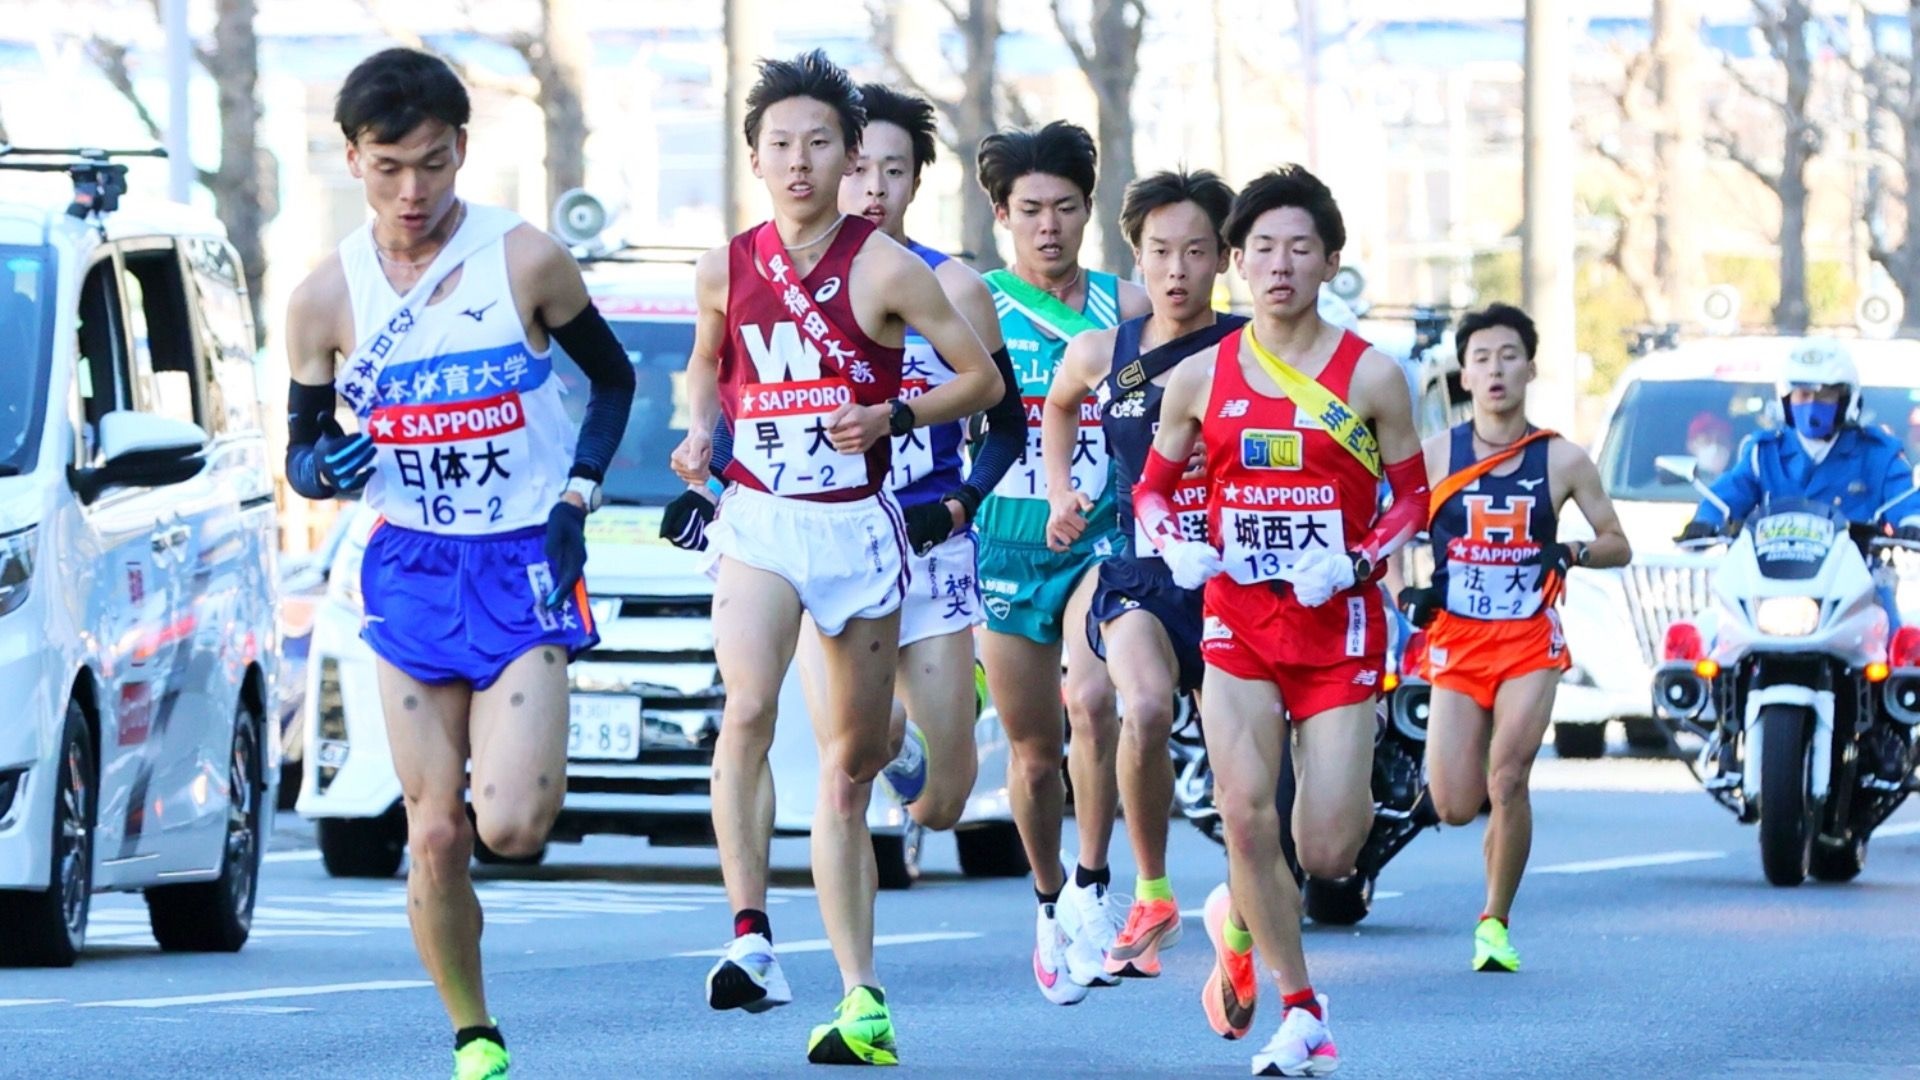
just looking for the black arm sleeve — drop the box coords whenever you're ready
[285,380,337,500]
[548,303,635,484]
[956,346,1023,514]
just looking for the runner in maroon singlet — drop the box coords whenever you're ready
[668,51,1001,1065]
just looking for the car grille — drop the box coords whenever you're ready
[1622,557,1716,667]
[573,593,722,766]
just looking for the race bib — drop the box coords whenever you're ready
[1444,546,1544,620]
[368,372,537,532]
[1135,479,1210,559]
[734,378,869,497]
[993,395,1109,501]
[889,377,936,490]
[1219,505,1343,585]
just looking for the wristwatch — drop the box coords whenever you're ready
[1349,551,1374,584]
[1574,541,1592,567]
[888,398,917,438]
[564,475,603,514]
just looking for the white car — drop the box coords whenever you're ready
[1553,336,1920,757]
[0,151,277,966]
[297,257,1024,888]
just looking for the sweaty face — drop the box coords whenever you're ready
[839,121,919,238]
[999,172,1091,276]
[1460,325,1534,414]
[1232,206,1337,320]
[347,121,466,240]
[751,96,855,217]
[1135,201,1226,324]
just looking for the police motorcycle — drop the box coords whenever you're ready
[1652,458,1920,886]
[1175,585,1434,925]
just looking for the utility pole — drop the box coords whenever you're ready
[1299,0,1320,169]
[1523,0,1577,434]
[722,0,769,236]
[164,0,192,203]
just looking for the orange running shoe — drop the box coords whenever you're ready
[1201,883,1258,1040]
[1104,897,1183,978]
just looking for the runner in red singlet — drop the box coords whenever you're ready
[1134,166,1430,1076]
[669,51,1002,1066]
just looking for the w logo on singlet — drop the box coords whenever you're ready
[1463,494,1536,544]
[740,322,822,382]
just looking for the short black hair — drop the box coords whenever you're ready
[335,48,470,145]
[976,120,1098,208]
[1224,164,1346,254]
[744,49,865,151]
[1455,303,1540,361]
[1120,169,1234,251]
[857,83,937,176]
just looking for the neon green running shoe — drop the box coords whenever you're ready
[806,985,899,1066]
[453,1034,510,1080]
[1473,917,1520,973]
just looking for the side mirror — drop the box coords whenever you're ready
[1654,453,1698,486]
[70,410,208,502]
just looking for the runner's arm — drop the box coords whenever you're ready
[939,265,1022,523]
[1134,357,1209,551]
[521,235,635,486]
[888,250,1002,426]
[1041,330,1112,549]
[1556,439,1631,569]
[1352,349,1429,564]
[671,248,729,485]
[282,269,369,500]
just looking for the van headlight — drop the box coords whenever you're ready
[0,526,34,617]
[325,539,366,615]
[1755,596,1821,637]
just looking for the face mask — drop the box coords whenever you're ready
[1790,400,1840,439]
[1689,440,1730,475]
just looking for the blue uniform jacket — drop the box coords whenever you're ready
[1694,424,1920,528]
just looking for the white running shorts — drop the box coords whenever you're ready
[899,530,983,647]
[703,485,909,636]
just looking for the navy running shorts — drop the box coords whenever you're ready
[1086,553,1205,694]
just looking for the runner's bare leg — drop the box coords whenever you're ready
[1482,669,1559,921]
[983,630,1069,894]
[1102,609,1179,880]
[1062,568,1120,872]
[710,558,804,917]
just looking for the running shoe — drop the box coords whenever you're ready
[1033,903,1089,1006]
[1201,883,1258,1040]
[1105,896,1183,978]
[1252,994,1339,1077]
[452,1034,510,1080]
[1473,916,1520,973]
[806,985,899,1066]
[706,931,793,1012]
[1061,876,1123,987]
[879,720,929,805]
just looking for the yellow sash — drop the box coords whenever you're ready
[1244,327,1382,478]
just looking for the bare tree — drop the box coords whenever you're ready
[1051,0,1146,276]
[87,0,275,345]
[1861,3,1920,334]
[1708,0,1822,332]
[870,0,1015,269]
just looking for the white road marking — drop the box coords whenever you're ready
[0,999,64,1008]
[262,850,321,864]
[78,980,431,1010]
[674,931,981,958]
[206,1005,314,1015]
[1534,850,1726,875]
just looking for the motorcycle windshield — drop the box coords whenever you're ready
[1748,499,1842,581]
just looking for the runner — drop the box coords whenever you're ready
[668,51,1002,1066]
[972,120,1151,1001]
[1134,165,1429,1075]
[283,48,635,1080]
[1402,304,1630,972]
[1041,168,1245,981]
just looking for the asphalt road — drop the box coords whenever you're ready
[5,749,1919,1079]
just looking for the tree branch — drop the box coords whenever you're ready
[85,37,166,146]
[1718,49,1789,115]
[1050,1,1095,75]
[933,0,964,26]
[357,0,534,97]
[865,1,965,138]
[1004,86,1034,130]
[1706,127,1780,190]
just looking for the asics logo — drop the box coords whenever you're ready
[814,276,844,303]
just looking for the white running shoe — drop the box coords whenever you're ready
[705,932,792,1013]
[1061,877,1124,988]
[1033,903,1090,1006]
[1252,994,1339,1076]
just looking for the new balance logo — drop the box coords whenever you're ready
[1219,399,1251,419]
[1352,669,1378,686]
[460,300,498,322]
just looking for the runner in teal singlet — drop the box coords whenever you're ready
[972,121,1151,1002]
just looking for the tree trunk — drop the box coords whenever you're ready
[1088,0,1140,277]
[1773,1,1814,333]
[959,0,1003,268]
[722,0,768,235]
[530,0,588,208]
[209,0,267,346]
[1651,0,1703,326]
[1890,3,1920,335]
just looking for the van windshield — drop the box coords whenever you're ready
[0,246,56,476]
[1598,377,1920,503]
[548,316,697,507]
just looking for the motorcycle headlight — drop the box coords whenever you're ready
[0,526,35,618]
[1755,596,1821,637]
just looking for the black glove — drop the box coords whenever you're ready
[1677,520,1721,542]
[543,501,589,610]
[314,428,376,493]
[1398,585,1440,628]
[1543,541,1577,578]
[904,499,957,556]
[1898,524,1920,544]
[660,489,715,552]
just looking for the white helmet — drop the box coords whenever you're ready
[1777,336,1861,431]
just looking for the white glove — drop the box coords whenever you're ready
[1164,540,1225,590]
[1277,547,1355,608]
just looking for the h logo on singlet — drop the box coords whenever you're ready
[740,322,822,382]
[1463,494,1536,544]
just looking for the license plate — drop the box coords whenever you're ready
[567,694,643,761]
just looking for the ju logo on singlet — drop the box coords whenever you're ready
[734,320,869,497]
[1446,494,1543,619]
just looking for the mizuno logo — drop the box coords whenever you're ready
[1517,477,1544,491]
[461,300,498,322]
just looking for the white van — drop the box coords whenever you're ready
[1552,336,1920,756]
[0,151,277,965]
[296,255,1024,888]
